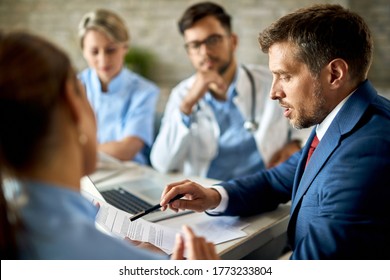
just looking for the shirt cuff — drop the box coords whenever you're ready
[206,185,229,214]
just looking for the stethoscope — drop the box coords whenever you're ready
[241,64,258,132]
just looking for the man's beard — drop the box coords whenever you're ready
[217,53,233,75]
[291,81,328,129]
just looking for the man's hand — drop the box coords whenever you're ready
[180,70,227,115]
[160,179,221,212]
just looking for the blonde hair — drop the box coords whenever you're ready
[78,9,129,48]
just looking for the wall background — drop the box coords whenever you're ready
[1,0,389,111]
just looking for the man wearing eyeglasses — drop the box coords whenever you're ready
[150,1,310,181]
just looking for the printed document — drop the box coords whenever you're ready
[83,192,248,255]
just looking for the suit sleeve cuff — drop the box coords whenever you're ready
[206,185,229,214]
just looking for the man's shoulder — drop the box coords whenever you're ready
[373,93,390,119]
[237,64,273,93]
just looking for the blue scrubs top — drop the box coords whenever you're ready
[79,68,159,164]
[205,76,264,180]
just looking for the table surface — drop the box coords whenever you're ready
[86,160,291,259]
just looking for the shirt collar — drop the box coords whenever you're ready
[107,68,126,93]
[316,90,355,140]
[92,68,126,94]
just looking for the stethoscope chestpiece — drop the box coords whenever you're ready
[241,64,258,133]
[243,120,258,132]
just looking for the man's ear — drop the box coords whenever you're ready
[327,58,349,89]
[231,33,239,51]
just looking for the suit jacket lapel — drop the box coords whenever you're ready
[291,129,315,200]
[291,128,341,213]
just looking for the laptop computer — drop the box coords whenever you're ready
[81,175,193,222]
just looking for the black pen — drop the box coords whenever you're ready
[129,194,184,222]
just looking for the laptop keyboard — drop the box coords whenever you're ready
[100,187,155,214]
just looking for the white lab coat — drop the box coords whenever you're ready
[150,64,310,177]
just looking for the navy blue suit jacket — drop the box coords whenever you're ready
[219,80,390,259]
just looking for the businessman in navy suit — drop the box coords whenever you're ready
[160,4,390,259]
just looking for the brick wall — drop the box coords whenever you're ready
[1,0,389,111]
[350,0,390,93]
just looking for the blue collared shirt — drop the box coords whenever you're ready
[16,181,166,260]
[79,68,159,164]
[181,71,264,181]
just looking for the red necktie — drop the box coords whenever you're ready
[305,135,319,167]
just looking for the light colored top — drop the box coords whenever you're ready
[16,181,166,260]
[79,68,159,164]
[151,64,310,180]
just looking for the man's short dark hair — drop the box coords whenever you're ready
[178,1,232,35]
[258,4,373,83]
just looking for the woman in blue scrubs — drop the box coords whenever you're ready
[78,9,159,164]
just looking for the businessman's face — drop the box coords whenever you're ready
[183,15,237,75]
[268,41,329,129]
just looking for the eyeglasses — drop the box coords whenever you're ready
[184,34,227,54]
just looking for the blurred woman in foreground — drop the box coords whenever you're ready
[0,31,218,260]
